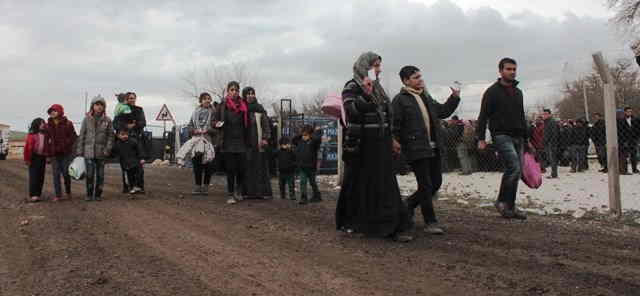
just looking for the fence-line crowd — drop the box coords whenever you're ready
[435,106,640,178]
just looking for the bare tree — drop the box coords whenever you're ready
[555,59,640,119]
[301,89,330,116]
[608,0,640,34]
[180,67,201,100]
[180,62,268,100]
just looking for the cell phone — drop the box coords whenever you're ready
[451,81,462,92]
[367,69,377,81]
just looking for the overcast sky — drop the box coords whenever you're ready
[0,0,633,132]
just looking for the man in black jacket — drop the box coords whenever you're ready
[392,65,460,235]
[476,58,530,220]
[590,113,607,172]
[542,109,560,178]
[618,107,640,174]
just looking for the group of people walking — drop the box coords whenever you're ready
[24,92,147,202]
[24,51,541,244]
[180,83,324,205]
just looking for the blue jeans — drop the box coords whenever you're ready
[52,155,72,197]
[493,135,524,208]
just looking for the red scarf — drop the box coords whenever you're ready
[225,95,248,127]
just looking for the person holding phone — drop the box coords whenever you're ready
[335,52,413,243]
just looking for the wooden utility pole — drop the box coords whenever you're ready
[583,82,590,122]
[592,52,622,216]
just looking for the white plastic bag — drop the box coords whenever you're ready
[68,157,86,180]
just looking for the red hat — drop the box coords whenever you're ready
[47,104,65,116]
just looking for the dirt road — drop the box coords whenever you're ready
[1,160,639,296]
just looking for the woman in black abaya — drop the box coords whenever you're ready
[335,52,413,242]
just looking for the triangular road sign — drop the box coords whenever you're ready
[155,104,175,122]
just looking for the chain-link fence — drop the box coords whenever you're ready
[408,108,640,219]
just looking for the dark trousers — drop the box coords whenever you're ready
[408,157,442,224]
[85,159,105,199]
[223,152,247,194]
[298,167,319,199]
[121,164,144,190]
[124,165,141,188]
[279,171,295,198]
[569,145,587,171]
[620,142,638,173]
[595,145,607,169]
[494,135,524,208]
[138,165,145,189]
[28,154,47,197]
[192,154,214,186]
[544,146,558,177]
[52,154,72,197]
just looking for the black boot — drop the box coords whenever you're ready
[310,191,322,203]
[298,195,308,205]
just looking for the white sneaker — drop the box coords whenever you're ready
[129,187,142,194]
[226,198,237,204]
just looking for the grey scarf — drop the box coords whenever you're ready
[352,51,390,105]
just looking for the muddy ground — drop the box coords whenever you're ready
[1,160,638,296]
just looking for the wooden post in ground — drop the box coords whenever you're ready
[592,52,622,216]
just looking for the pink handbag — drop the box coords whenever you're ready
[521,151,542,189]
[321,94,345,126]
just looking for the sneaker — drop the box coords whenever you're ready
[192,186,202,195]
[226,198,237,204]
[51,197,60,202]
[495,202,513,218]
[85,196,92,202]
[201,186,209,196]
[298,197,308,205]
[309,193,322,203]
[234,193,244,201]
[30,196,41,203]
[130,187,142,194]
[95,196,102,201]
[511,209,527,220]
[424,224,445,235]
